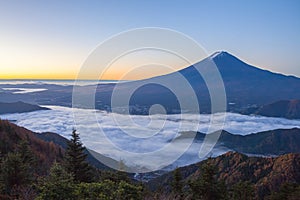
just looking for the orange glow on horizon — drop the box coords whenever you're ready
[0,48,193,80]
[0,69,163,80]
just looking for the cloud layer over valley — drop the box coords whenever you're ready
[1,106,300,171]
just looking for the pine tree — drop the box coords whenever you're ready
[17,140,36,176]
[0,152,29,193]
[189,161,226,200]
[172,168,183,199]
[231,181,254,200]
[64,130,91,182]
[0,139,36,195]
[36,162,75,200]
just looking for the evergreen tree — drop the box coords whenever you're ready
[74,180,143,200]
[230,181,255,200]
[172,168,183,199]
[17,140,36,176]
[0,152,28,193]
[116,180,143,200]
[189,161,226,200]
[36,162,75,200]
[64,130,92,182]
[265,183,300,200]
[115,159,130,183]
[0,139,36,196]
[18,140,34,163]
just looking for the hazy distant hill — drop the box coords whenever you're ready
[148,151,300,199]
[0,84,74,107]
[254,100,300,119]
[0,101,49,114]
[189,128,300,155]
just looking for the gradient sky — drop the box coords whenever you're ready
[0,0,299,79]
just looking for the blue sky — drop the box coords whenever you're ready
[0,0,299,79]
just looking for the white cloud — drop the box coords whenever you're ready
[2,88,48,94]
[1,106,300,171]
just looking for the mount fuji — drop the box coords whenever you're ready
[93,51,300,115]
[1,51,300,117]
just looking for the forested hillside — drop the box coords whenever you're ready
[1,119,299,199]
[148,152,300,199]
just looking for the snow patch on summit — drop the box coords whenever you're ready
[210,51,227,59]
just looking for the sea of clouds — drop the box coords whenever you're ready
[1,106,300,171]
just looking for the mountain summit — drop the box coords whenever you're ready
[2,51,300,116]
[106,51,300,114]
[206,51,300,109]
[209,50,230,59]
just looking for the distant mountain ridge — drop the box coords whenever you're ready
[0,101,49,114]
[1,51,300,118]
[92,51,300,115]
[254,99,300,119]
[188,128,300,155]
